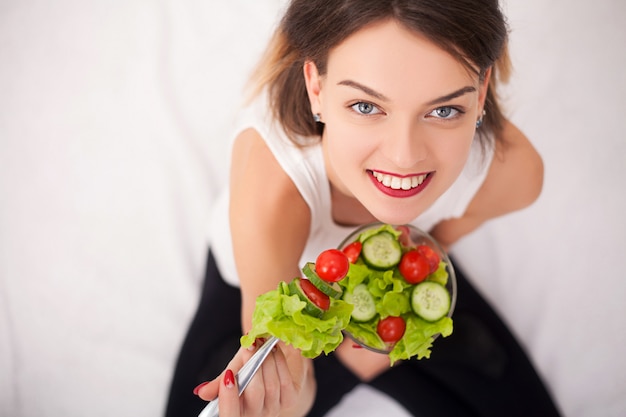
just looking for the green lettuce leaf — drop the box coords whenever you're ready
[341,262,370,293]
[357,223,401,243]
[428,261,449,285]
[240,281,353,358]
[344,321,387,351]
[388,315,454,363]
[336,224,455,365]
[241,223,455,365]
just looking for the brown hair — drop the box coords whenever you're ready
[248,0,511,148]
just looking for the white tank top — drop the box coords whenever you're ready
[210,97,494,287]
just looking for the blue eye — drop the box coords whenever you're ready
[429,106,460,119]
[352,102,381,115]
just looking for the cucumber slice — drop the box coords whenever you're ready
[288,278,324,318]
[343,283,377,322]
[361,231,402,270]
[302,262,343,298]
[411,281,451,322]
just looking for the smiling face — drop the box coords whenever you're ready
[304,19,490,225]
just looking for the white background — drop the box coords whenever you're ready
[1,1,625,416]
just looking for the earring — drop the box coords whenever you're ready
[476,110,486,128]
[313,113,322,123]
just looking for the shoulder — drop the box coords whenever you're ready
[478,120,544,217]
[230,128,307,209]
[229,128,312,323]
[429,120,543,247]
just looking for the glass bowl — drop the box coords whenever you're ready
[337,222,457,354]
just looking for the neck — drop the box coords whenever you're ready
[329,183,377,227]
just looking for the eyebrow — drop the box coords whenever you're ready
[337,79,476,105]
[337,80,390,101]
[426,86,477,106]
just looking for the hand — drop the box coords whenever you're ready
[207,367,241,417]
[334,338,395,382]
[196,340,315,417]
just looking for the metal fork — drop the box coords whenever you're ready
[197,336,280,417]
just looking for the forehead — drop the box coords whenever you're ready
[325,19,478,100]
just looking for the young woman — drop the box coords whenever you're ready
[166,1,560,416]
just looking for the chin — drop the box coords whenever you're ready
[366,195,435,226]
[370,210,419,227]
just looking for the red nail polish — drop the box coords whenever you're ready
[193,381,209,395]
[224,369,235,388]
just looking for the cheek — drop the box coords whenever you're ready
[430,131,475,176]
[325,124,375,165]
[321,100,378,158]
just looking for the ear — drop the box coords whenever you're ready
[477,67,492,112]
[303,60,323,115]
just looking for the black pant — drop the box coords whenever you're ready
[165,250,562,417]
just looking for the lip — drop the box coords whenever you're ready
[367,170,433,198]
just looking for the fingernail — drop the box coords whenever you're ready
[224,369,235,388]
[352,344,363,349]
[193,381,209,396]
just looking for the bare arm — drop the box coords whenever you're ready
[227,128,315,416]
[430,119,544,249]
[229,128,312,331]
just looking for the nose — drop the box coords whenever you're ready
[380,119,427,169]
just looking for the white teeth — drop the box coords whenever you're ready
[372,171,426,190]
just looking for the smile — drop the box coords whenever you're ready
[371,171,427,190]
[368,170,432,198]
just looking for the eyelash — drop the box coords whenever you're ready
[427,106,465,120]
[349,101,465,120]
[350,101,382,116]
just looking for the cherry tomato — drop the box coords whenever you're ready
[417,244,441,273]
[315,249,350,282]
[377,316,406,343]
[398,249,430,284]
[300,278,330,310]
[396,225,415,249]
[342,241,362,264]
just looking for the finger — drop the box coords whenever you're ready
[197,341,260,401]
[259,348,282,414]
[273,345,296,406]
[217,369,241,417]
[239,339,271,415]
[273,345,304,410]
[241,352,269,413]
[196,378,220,402]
